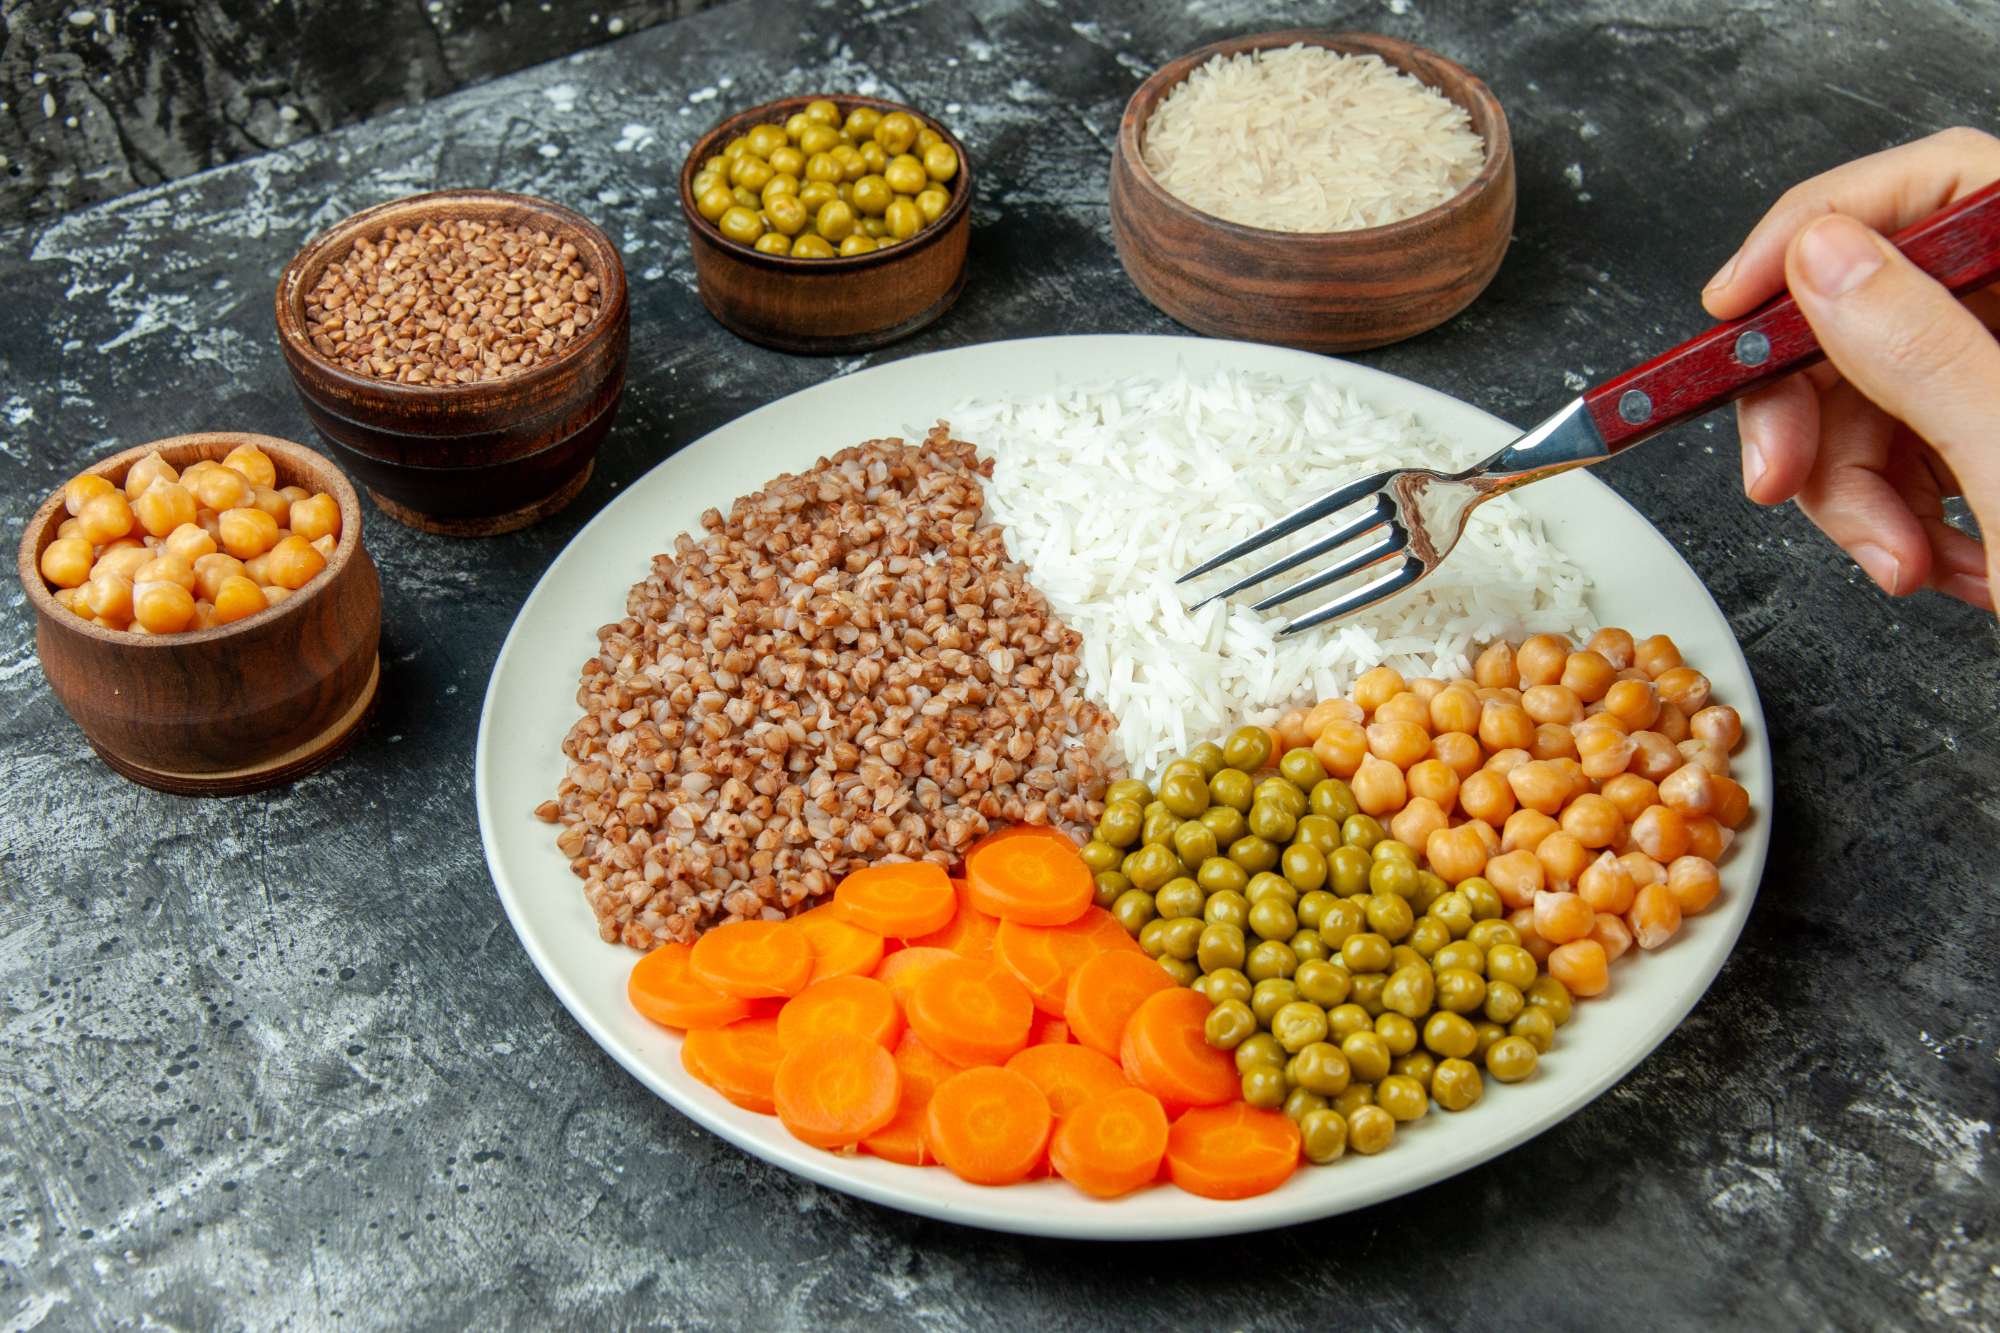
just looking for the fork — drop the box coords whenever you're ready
[1180,178,2000,635]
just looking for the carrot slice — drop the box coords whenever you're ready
[776,974,904,1049]
[905,957,1035,1067]
[1120,987,1241,1114]
[687,919,815,999]
[1165,1103,1303,1200]
[873,946,959,1008]
[1065,950,1179,1059]
[925,1066,1053,1185]
[1003,1043,1129,1118]
[680,1015,785,1114]
[772,1033,901,1150]
[1029,1012,1072,1046]
[628,942,752,1030]
[793,903,886,984]
[965,826,1094,926]
[862,1032,963,1166]
[993,906,1143,1016]
[905,877,999,958]
[1050,1087,1170,1199]
[832,861,958,937]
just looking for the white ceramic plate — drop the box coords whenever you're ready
[475,334,1770,1240]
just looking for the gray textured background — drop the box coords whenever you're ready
[2,0,1997,1328]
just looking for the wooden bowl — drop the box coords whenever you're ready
[16,433,382,796]
[275,189,629,536]
[678,95,973,354]
[1110,31,1516,353]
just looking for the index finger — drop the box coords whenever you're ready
[1701,127,2000,319]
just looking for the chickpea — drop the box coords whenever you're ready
[1425,826,1488,884]
[1691,704,1743,752]
[191,465,253,512]
[1428,684,1480,734]
[1710,775,1750,829]
[1654,667,1712,714]
[39,535,94,588]
[265,534,327,590]
[1350,754,1407,817]
[134,555,196,591]
[1312,719,1368,779]
[1684,815,1729,862]
[1547,939,1609,997]
[1559,650,1616,703]
[1514,633,1569,686]
[1451,769,1510,826]
[1430,730,1484,779]
[1510,908,1554,964]
[1629,881,1682,949]
[1530,722,1579,761]
[1591,911,1634,962]
[75,490,136,544]
[92,545,152,582]
[1658,763,1716,817]
[1353,665,1405,713]
[1666,855,1721,915]
[1531,891,1594,945]
[1506,760,1569,816]
[1388,797,1447,852]
[1366,719,1430,769]
[1463,817,1500,857]
[131,480,197,538]
[1477,700,1534,752]
[219,445,276,489]
[1473,640,1518,689]
[123,452,178,497]
[1483,849,1544,910]
[193,553,246,601]
[1500,808,1559,853]
[161,522,217,565]
[1655,700,1692,743]
[1585,626,1636,669]
[218,507,280,560]
[132,579,196,633]
[1374,691,1431,730]
[1630,804,1691,862]
[1602,677,1661,729]
[1634,634,1683,677]
[1628,730,1682,782]
[1578,851,1637,915]
[81,572,134,626]
[1575,724,1636,781]
[1522,684,1583,725]
[211,574,270,625]
[1559,793,1623,849]
[1403,758,1459,813]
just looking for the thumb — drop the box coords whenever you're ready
[1785,213,2000,516]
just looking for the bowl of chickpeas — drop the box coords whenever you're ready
[16,432,381,795]
[678,95,973,353]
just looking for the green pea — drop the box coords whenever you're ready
[1328,845,1371,895]
[1159,771,1211,819]
[1411,870,1448,914]
[1309,778,1359,823]
[1296,889,1335,930]
[1288,928,1328,962]
[1341,932,1392,973]
[1154,877,1205,920]
[1435,967,1487,1014]
[1349,971,1388,1016]
[1423,1010,1479,1059]
[1240,1063,1288,1108]
[1366,893,1414,941]
[1368,857,1418,899]
[1221,724,1272,773]
[1207,768,1254,814]
[1124,843,1182,892]
[1374,1010,1419,1057]
[1202,887,1250,929]
[1247,801,1297,843]
[1391,1049,1436,1091]
[1080,840,1121,874]
[1388,945,1427,975]
[1141,808,1184,847]
[1094,870,1130,909]
[1510,1006,1556,1053]
[1340,1029,1392,1083]
[1287,1041,1351,1096]
[1204,998,1256,1050]
[1459,876,1505,921]
[1316,897,1364,947]
[1105,779,1151,809]
[1381,963,1435,1019]
[1255,779,1307,818]
[1095,801,1144,848]
[1250,978,1301,1026]
[1283,1087,1329,1122]
[1138,917,1170,957]
[1158,917,1204,961]
[1527,975,1574,1027]
[1377,1074,1429,1122]
[1299,1107,1349,1163]
[1143,800,1168,823]
[1245,872,1297,907]
[1197,922,1247,973]
[1407,915,1451,958]
[1372,838,1416,864]
[1326,1003,1372,1040]
[1341,813,1385,851]
[1272,1000,1330,1053]
[1234,1031,1285,1074]
[1485,1034,1540,1083]
[1112,888,1157,935]
[1294,958,1351,1007]
[1196,856,1249,897]
[1172,820,1219,868]
[1483,979,1525,1025]
[1428,890,1475,938]
[1486,943,1538,990]
[1333,1084,1378,1121]
[1245,940,1298,982]
[1248,896,1298,943]
[1157,956,1199,986]
[1292,813,1342,856]
[1199,803,1248,846]
[1205,967,1252,1006]
[1280,843,1327,894]
[1185,741,1226,779]
[1229,836,1279,874]
[1276,747,1327,790]
[1432,1057,1484,1111]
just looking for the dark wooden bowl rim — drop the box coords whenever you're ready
[273,188,628,406]
[1119,29,1513,247]
[677,93,974,274]
[16,431,365,651]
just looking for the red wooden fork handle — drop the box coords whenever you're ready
[1582,178,2000,451]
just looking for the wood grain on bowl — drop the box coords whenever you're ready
[678,95,973,354]
[275,189,629,537]
[1110,31,1515,353]
[17,433,382,796]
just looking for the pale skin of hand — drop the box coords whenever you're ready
[1701,127,2000,611]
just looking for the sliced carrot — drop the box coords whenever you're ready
[1120,987,1241,1114]
[832,861,958,937]
[1004,1043,1129,1118]
[905,877,1000,958]
[1164,1103,1303,1200]
[628,942,752,1030]
[1065,949,1179,1059]
[873,946,959,1008]
[1050,1087,1170,1199]
[687,919,814,999]
[772,1033,901,1150]
[777,974,905,1049]
[793,903,886,984]
[905,957,1035,1067]
[965,826,1094,926]
[962,822,1077,860]
[680,1015,785,1114]
[862,1032,963,1166]
[925,1066,1053,1185]
[993,906,1143,1016]
[1029,1012,1072,1046]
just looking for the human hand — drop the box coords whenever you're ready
[1702,127,2000,610]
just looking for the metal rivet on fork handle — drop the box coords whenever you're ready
[1734,330,1770,366]
[1618,389,1653,424]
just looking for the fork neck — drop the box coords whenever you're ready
[1469,397,1610,493]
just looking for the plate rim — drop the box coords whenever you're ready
[474,332,1770,1240]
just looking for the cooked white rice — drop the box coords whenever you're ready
[1142,45,1486,233]
[957,369,1594,777]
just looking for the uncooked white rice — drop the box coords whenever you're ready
[1142,45,1486,233]
[957,369,1594,777]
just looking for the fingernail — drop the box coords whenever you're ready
[1703,250,1740,293]
[1795,215,1883,298]
[1853,542,1903,593]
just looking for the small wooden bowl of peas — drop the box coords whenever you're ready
[678,95,973,354]
[16,432,382,796]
